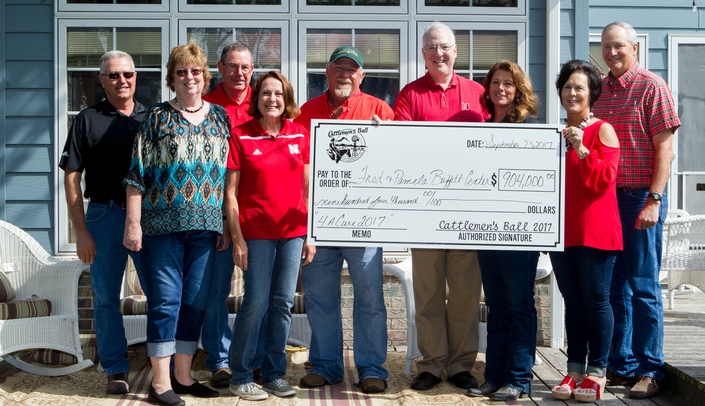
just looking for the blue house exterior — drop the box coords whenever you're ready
[0,0,703,254]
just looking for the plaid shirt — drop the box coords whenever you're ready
[593,63,680,189]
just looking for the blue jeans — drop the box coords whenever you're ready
[85,201,142,376]
[551,247,616,377]
[202,247,234,372]
[138,230,216,358]
[302,247,388,385]
[229,237,304,385]
[478,250,538,393]
[609,189,667,380]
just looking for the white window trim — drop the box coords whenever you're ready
[54,19,170,255]
[179,0,289,13]
[58,0,169,13]
[414,21,528,81]
[667,34,705,211]
[417,0,526,16]
[296,20,408,107]
[179,19,291,80]
[589,32,648,71]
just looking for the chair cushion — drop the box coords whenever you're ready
[292,292,305,314]
[226,294,244,313]
[125,257,144,295]
[0,270,16,302]
[31,334,99,364]
[120,294,147,315]
[0,298,51,320]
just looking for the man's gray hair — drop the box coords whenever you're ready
[220,41,252,63]
[604,21,638,46]
[99,50,135,74]
[423,21,456,46]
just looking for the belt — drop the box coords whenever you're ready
[90,199,127,209]
[615,186,648,193]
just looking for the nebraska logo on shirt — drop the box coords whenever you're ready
[462,102,471,110]
[288,144,300,154]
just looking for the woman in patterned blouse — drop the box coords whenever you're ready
[123,42,230,406]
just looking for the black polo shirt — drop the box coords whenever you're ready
[59,99,148,204]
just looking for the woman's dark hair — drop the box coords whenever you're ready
[555,59,603,108]
[481,60,539,122]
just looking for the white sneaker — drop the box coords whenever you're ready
[229,382,268,401]
[262,378,297,397]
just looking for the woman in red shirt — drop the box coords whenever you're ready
[550,60,622,402]
[224,71,315,401]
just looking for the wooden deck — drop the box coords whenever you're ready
[516,287,705,406]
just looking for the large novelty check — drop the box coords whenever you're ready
[308,120,565,251]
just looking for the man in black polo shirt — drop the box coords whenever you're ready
[59,50,147,395]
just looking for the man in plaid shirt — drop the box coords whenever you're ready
[592,21,681,400]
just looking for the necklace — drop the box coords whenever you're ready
[564,112,594,150]
[173,98,204,113]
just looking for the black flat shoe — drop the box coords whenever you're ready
[148,385,185,406]
[448,371,478,389]
[410,371,441,391]
[170,376,219,398]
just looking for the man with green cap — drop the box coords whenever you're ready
[295,45,394,394]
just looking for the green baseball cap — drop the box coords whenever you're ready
[329,45,364,68]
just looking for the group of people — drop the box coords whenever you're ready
[58,19,679,406]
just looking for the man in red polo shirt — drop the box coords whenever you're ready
[394,21,490,395]
[295,46,394,394]
[201,41,254,388]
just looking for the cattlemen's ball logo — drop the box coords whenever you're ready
[326,127,369,163]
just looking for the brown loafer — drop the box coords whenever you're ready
[300,373,330,388]
[210,368,231,388]
[606,369,638,386]
[106,372,130,394]
[360,377,387,393]
[629,376,660,399]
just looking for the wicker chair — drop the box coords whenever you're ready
[0,220,93,376]
[662,214,705,309]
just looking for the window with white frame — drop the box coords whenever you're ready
[54,0,529,254]
[56,20,168,252]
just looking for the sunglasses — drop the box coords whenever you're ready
[175,68,203,77]
[101,71,135,80]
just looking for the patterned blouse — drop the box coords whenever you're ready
[124,101,230,236]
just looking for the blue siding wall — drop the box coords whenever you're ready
[589,0,705,81]
[3,0,55,251]
[528,1,547,123]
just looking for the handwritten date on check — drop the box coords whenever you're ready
[307,120,566,251]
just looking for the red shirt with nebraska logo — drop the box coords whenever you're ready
[227,118,310,240]
[393,72,489,122]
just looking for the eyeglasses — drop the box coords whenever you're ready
[424,44,455,53]
[101,71,135,80]
[175,68,203,77]
[224,63,252,73]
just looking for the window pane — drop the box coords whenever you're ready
[306,0,400,5]
[67,28,114,67]
[307,30,352,70]
[589,43,607,76]
[186,0,281,4]
[68,0,162,3]
[473,31,517,70]
[455,31,469,71]
[424,0,517,6]
[116,28,162,68]
[356,30,400,70]
[187,27,282,88]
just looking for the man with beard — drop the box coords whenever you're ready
[295,46,394,394]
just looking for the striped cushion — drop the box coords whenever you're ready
[0,270,16,302]
[120,294,147,315]
[292,292,305,314]
[0,299,51,320]
[125,258,143,295]
[31,334,99,364]
[478,302,489,323]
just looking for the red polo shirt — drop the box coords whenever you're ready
[203,83,253,129]
[227,118,310,240]
[394,72,489,122]
[295,89,394,131]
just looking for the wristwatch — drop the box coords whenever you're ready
[650,192,662,202]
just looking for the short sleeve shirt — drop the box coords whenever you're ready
[203,83,253,129]
[227,119,310,240]
[295,89,395,131]
[394,72,489,122]
[59,99,147,203]
[592,63,680,189]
